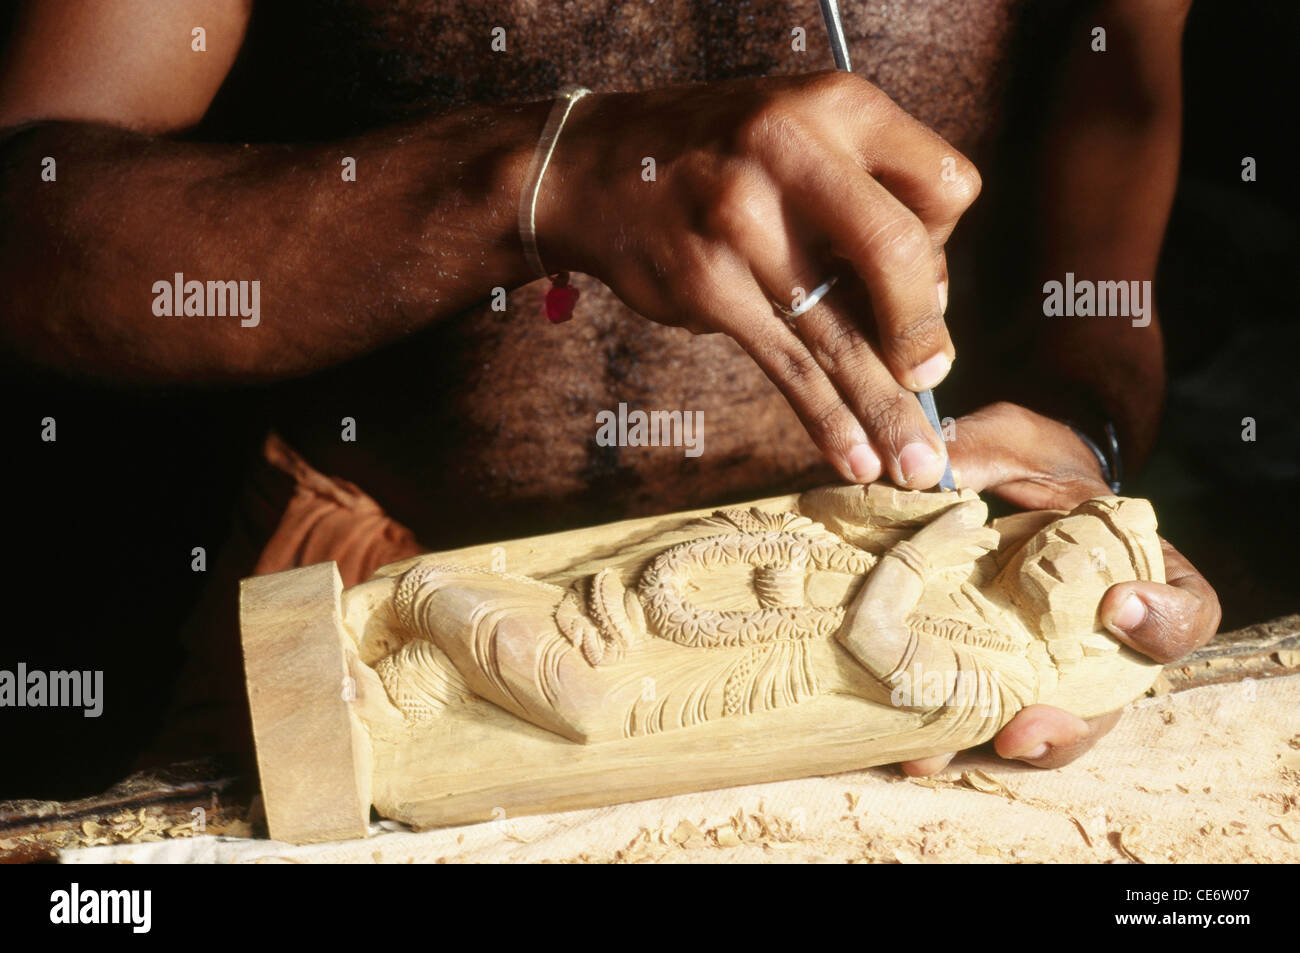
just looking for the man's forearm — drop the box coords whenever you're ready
[0,101,549,383]
[1019,0,1188,471]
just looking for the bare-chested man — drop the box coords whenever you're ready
[0,0,1219,776]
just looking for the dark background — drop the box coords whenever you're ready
[0,1,1296,800]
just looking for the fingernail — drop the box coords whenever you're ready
[1106,593,1146,635]
[938,279,948,315]
[911,352,951,390]
[1016,742,1049,761]
[847,443,881,483]
[899,441,942,485]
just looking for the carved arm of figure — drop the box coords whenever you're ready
[835,499,1040,745]
[838,499,987,676]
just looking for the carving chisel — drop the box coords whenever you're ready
[816,0,956,491]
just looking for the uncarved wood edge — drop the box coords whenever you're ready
[240,563,372,844]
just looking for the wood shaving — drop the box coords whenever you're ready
[1115,823,1147,863]
[713,825,742,848]
[961,770,1015,799]
[905,776,946,790]
[1267,824,1294,843]
[669,819,707,848]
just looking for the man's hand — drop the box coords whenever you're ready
[899,402,1221,776]
[540,72,981,490]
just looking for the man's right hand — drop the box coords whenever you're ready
[539,72,982,489]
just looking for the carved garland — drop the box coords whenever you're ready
[638,530,876,648]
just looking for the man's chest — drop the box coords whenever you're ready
[229,0,1023,151]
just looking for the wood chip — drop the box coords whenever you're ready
[1147,673,1173,695]
[907,776,944,789]
[669,819,707,848]
[616,828,661,863]
[713,825,742,848]
[962,770,1014,799]
[1268,823,1295,843]
[1115,824,1147,864]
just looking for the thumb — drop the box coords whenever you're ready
[1099,578,1217,664]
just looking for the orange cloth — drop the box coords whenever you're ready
[139,432,426,766]
[253,432,426,586]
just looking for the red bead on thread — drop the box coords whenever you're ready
[544,272,580,324]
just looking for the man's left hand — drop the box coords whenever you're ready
[898,402,1221,775]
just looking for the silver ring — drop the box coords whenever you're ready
[773,275,838,323]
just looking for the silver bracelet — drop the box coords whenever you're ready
[518,84,591,281]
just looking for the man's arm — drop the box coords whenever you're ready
[0,0,544,384]
[0,2,1006,491]
[1020,0,1192,470]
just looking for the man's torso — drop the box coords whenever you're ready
[203,0,1026,547]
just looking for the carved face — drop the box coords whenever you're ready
[997,497,1163,671]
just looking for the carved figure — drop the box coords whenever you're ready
[241,484,1164,843]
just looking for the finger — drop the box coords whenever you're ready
[709,165,949,464]
[993,704,1121,769]
[946,403,1109,508]
[779,152,953,392]
[936,246,948,316]
[858,114,983,248]
[689,261,881,484]
[813,72,982,246]
[706,171,828,314]
[900,751,955,777]
[1099,540,1221,663]
[732,209,948,489]
[786,278,949,488]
